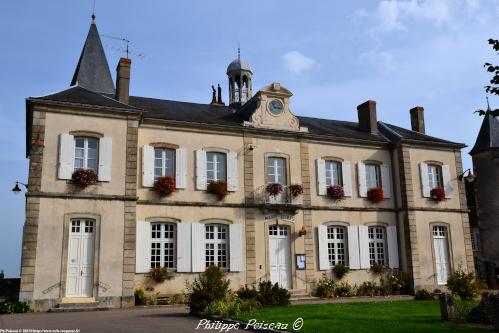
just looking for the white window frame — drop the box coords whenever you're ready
[368,226,386,265]
[206,152,227,182]
[427,164,443,190]
[205,224,229,269]
[268,157,287,184]
[325,161,342,186]
[154,148,176,179]
[150,223,176,270]
[326,225,347,267]
[365,163,381,189]
[74,137,99,172]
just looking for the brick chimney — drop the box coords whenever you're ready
[357,100,378,134]
[410,106,425,134]
[115,58,131,104]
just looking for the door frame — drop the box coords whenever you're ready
[264,220,295,289]
[60,213,101,300]
[429,222,454,286]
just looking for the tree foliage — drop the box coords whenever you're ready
[476,38,499,117]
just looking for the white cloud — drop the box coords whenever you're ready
[359,50,396,72]
[282,51,317,75]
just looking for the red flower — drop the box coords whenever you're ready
[153,176,176,197]
[367,187,384,203]
[327,185,345,200]
[71,169,98,188]
[430,187,445,202]
[288,184,304,198]
[265,183,284,196]
[207,180,228,200]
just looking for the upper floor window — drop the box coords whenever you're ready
[325,161,342,186]
[205,224,228,269]
[365,163,381,189]
[74,137,99,172]
[150,223,176,269]
[427,164,443,189]
[268,157,287,184]
[154,148,175,179]
[207,152,226,182]
[327,226,347,266]
[368,226,386,265]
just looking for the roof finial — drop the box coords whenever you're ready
[238,43,240,61]
[91,0,96,23]
[486,95,491,111]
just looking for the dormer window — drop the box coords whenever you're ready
[74,137,98,172]
[154,148,175,179]
[207,152,226,182]
[427,164,443,189]
[365,163,381,189]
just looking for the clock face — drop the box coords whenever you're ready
[268,99,284,116]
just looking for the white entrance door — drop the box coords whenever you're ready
[433,226,450,285]
[66,219,95,297]
[269,225,291,289]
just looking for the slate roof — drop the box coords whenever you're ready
[470,114,499,154]
[70,21,115,95]
[27,86,464,147]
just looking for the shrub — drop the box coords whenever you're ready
[430,187,445,201]
[357,281,384,297]
[384,270,408,295]
[367,187,384,203]
[370,262,385,275]
[71,169,98,188]
[148,267,171,283]
[333,264,350,280]
[414,289,434,301]
[256,281,290,307]
[446,267,486,301]
[454,299,477,321]
[207,180,228,200]
[0,299,31,314]
[327,185,345,200]
[335,282,354,297]
[265,183,283,197]
[237,285,259,301]
[185,266,231,314]
[315,273,336,298]
[171,293,185,304]
[153,176,176,197]
[203,298,260,317]
[134,288,145,305]
[288,184,304,198]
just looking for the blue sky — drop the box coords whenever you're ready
[0,0,498,277]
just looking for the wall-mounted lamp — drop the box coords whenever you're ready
[297,225,307,237]
[247,144,257,151]
[458,169,475,183]
[12,181,29,195]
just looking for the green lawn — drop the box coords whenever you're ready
[234,300,492,333]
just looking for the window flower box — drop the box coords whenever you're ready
[207,180,228,200]
[430,187,445,202]
[265,182,284,197]
[288,184,304,198]
[153,176,176,197]
[327,185,345,200]
[367,187,384,203]
[71,169,98,188]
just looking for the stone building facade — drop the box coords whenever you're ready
[20,18,474,311]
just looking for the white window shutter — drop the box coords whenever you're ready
[135,220,151,273]
[358,226,370,269]
[195,150,207,190]
[387,226,399,269]
[357,162,367,197]
[142,144,154,187]
[442,164,453,198]
[318,225,329,270]
[175,148,187,189]
[381,164,392,198]
[58,133,74,180]
[342,161,352,197]
[98,137,112,181]
[229,224,243,271]
[347,226,360,269]
[227,151,238,192]
[420,162,430,197]
[316,159,326,195]
[191,223,205,272]
[176,223,191,272]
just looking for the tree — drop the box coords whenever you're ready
[475,39,499,117]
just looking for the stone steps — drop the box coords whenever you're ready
[289,289,317,302]
[48,302,110,313]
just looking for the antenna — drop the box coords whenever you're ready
[91,0,96,21]
[238,43,241,61]
[102,34,139,59]
[486,95,491,111]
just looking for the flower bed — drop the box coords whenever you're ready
[327,185,345,200]
[207,180,228,200]
[71,169,98,188]
[153,176,176,197]
[367,187,384,203]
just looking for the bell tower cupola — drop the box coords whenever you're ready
[227,48,253,106]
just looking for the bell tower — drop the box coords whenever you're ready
[227,48,253,106]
